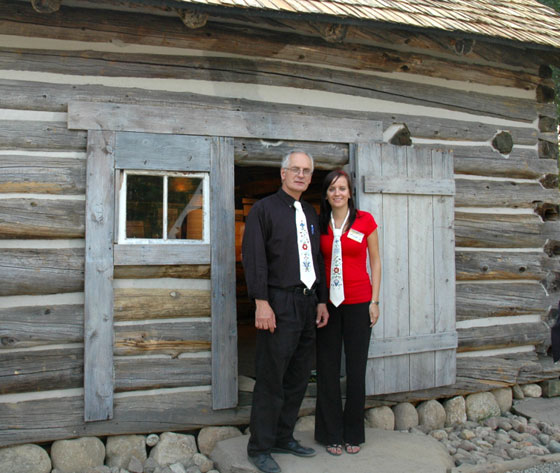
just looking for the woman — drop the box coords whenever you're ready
[314,169,381,456]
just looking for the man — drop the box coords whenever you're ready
[242,150,329,473]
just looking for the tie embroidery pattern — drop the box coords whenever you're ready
[330,211,349,307]
[294,201,316,289]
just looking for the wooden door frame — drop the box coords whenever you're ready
[69,100,383,420]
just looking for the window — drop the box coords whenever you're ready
[117,170,209,244]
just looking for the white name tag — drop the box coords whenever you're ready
[347,228,364,243]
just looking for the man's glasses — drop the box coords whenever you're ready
[285,167,312,176]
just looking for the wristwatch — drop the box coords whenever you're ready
[371,300,379,305]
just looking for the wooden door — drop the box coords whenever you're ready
[354,143,457,395]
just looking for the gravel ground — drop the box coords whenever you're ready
[507,462,560,473]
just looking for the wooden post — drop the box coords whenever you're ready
[84,131,115,421]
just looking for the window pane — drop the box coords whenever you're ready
[168,177,204,240]
[126,175,163,239]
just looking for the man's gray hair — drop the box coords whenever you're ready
[281,149,314,172]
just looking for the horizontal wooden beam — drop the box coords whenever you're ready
[457,321,549,351]
[115,132,212,172]
[114,319,211,356]
[364,177,455,196]
[114,244,210,265]
[456,282,550,320]
[68,102,382,143]
[368,331,457,358]
[114,288,211,321]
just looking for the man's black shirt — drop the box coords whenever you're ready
[242,188,327,303]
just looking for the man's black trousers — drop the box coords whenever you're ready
[247,287,317,456]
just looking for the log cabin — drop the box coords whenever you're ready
[1,0,560,446]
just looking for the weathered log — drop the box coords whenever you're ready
[454,156,558,179]
[0,345,82,394]
[374,354,560,404]
[0,47,537,123]
[457,322,550,351]
[114,355,211,392]
[176,8,208,29]
[114,288,211,321]
[114,265,211,279]
[0,304,83,349]
[456,250,546,281]
[456,282,550,320]
[114,319,211,356]
[0,120,86,150]
[0,198,84,239]
[443,145,537,160]
[0,248,84,296]
[0,155,85,194]
[0,78,538,146]
[455,212,559,249]
[0,1,542,90]
[455,178,560,209]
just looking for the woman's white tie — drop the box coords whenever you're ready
[330,211,349,307]
[294,201,316,289]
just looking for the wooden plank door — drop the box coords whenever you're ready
[354,143,457,395]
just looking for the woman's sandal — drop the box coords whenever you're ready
[326,444,343,456]
[345,443,360,454]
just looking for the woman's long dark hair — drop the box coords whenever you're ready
[319,169,357,235]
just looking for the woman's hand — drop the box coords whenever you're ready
[369,302,380,327]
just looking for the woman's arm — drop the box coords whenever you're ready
[367,229,382,327]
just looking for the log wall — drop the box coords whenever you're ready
[0,0,559,446]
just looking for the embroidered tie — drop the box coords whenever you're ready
[294,201,316,289]
[330,211,349,307]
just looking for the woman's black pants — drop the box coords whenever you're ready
[315,301,372,445]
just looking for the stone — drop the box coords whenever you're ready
[491,388,512,414]
[430,429,448,441]
[392,402,418,431]
[443,396,467,427]
[238,375,256,392]
[294,415,315,432]
[524,445,549,455]
[197,427,243,456]
[521,383,542,398]
[192,453,213,473]
[460,429,476,441]
[541,379,560,397]
[549,440,560,453]
[458,440,476,452]
[185,467,201,473]
[51,437,105,473]
[483,417,499,431]
[497,418,512,431]
[84,467,111,473]
[127,455,144,473]
[417,400,446,430]
[365,406,394,430]
[465,392,500,422]
[146,434,160,447]
[512,384,525,400]
[149,432,197,468]
[511,419,527,433]
[144,457,159,473]
[0,444,52,473]
[506,447,526,459]
[106,435,147,469]
[169,464,187,473]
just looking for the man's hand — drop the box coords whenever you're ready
[255,299,276,333]
[316,303,329,328]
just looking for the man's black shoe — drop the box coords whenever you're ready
[271,439,317,457]
[248,453,281,473]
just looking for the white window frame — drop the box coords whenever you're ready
[117,170,210,245]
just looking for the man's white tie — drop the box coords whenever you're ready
[294,201,316,289]
[330,211,349,307]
